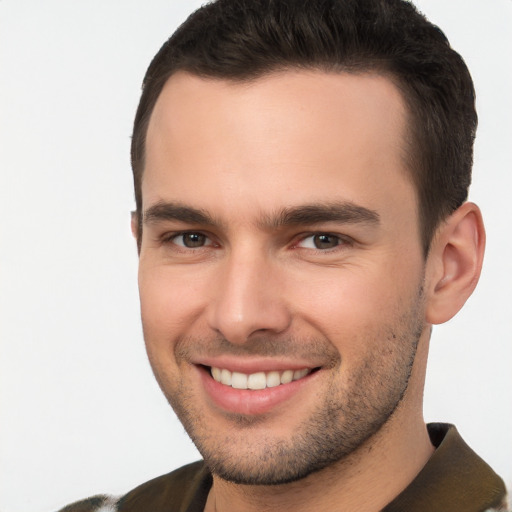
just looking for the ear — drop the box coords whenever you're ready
[131,211,142,254]
[425,202,485,325]
[130,211,139,239]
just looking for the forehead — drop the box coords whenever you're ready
[143,70,415,224]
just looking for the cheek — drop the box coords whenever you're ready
[296,268,392,316]
[138,266,209,351]
[138,268,207,393]
[292,262,422,346]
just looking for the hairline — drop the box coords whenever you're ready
[133,65,436,256]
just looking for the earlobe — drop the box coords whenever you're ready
[425,202,485,325]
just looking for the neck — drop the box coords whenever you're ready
[205,335,434,512]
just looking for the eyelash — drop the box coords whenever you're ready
[294,233,350,251]
[161,231,216,249]
[160,231,351,253]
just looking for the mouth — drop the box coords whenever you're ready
[209,366,315,390]
[196,363,321,416]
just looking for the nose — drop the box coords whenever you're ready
[207,250,292,344]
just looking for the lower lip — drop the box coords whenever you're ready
[198,366,318,416]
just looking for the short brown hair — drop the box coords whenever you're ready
[131,0,477,254]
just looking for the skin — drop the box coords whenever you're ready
[135,70,485,512]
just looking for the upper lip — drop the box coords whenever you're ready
[191,356,323,374]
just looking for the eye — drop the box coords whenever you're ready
[172,232,211,248]
[298,233,343,250]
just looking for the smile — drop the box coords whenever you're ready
[210,367,312,390]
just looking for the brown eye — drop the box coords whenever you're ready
[298,233,342,250]
[176,232,208,248]
[312,234,340,249]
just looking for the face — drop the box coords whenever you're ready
[138,70,429,485]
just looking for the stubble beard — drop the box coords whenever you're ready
[148,288,425,486]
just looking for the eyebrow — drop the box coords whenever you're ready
[263,202,380,228]
[144,202,218,226]
[143,200,380,229]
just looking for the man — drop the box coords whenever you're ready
[59,0,507,510]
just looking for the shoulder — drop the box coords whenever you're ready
[56,495,119,512]
[55,461,210,512]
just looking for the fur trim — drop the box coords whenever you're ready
[56,494,119,512]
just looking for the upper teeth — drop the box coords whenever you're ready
[210,367,311,390]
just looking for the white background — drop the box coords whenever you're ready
[0,1,510,511]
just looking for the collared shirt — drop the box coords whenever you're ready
[58,423,507,512]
